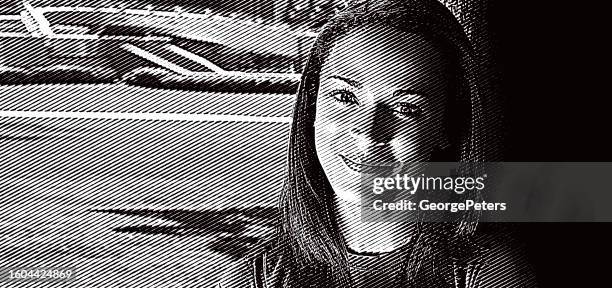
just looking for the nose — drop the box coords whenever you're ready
[349,103,396,147]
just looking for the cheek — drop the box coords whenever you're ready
[392,118,445,162]
[314,100,347,151]
[314,122,333,155]
[314,109,360,180]
[314,114,345,158]
[314,107,336,165]
[391,134,424,162]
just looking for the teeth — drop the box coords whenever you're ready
[340,155,363,172]
[340,154,398,174]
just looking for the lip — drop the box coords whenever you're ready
[339,154,399,174]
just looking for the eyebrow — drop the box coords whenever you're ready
[327,75,362,89]
[393,89,428,100]
[327,75,429,98]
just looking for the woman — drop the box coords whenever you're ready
[219,0,535,287]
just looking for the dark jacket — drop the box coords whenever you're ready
[217,224,537,288]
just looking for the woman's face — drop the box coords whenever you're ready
[314,26,455,202]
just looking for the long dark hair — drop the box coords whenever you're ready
[271,0,487,287]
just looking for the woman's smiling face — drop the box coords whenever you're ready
[314,25,455,202]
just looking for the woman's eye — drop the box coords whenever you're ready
[392,102,422,118]
[331,90,359,105]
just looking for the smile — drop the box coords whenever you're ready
[339,154,399,174]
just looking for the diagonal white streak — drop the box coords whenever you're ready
[166,45,226,73]
[120,43,193,75]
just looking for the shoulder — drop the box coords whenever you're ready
[468,223,538,287]
[216,258,256,288]
[217,238,282,288]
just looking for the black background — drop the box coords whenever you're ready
[489,1,611,286]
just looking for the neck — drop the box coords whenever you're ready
[335,196,414,254]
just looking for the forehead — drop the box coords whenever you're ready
[321,25,452,93]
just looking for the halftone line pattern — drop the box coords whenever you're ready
[1,116,285,286]
[1,0,531,287]
[0,84,294,115]
[0,111,292,123]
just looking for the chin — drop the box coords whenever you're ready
[331,181,361,203]
[337,191,359,203]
